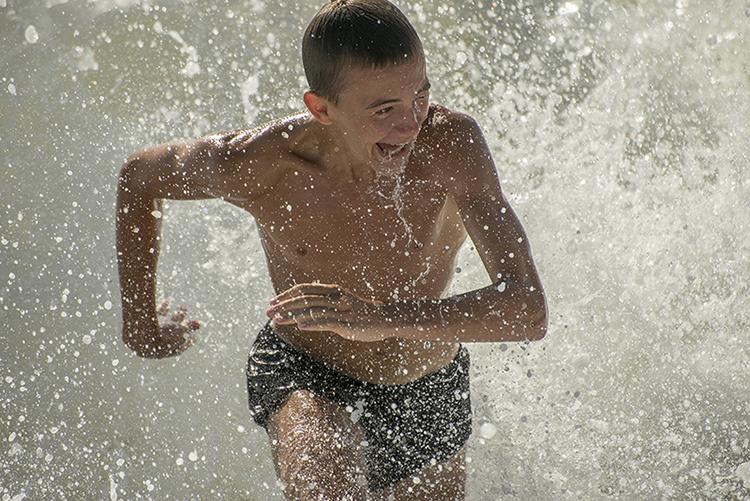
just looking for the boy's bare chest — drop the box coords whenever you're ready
[257,172,454,248]
[246,168,466,295]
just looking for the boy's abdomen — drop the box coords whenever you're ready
[274,323,460,385]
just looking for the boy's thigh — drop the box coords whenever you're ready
[267,389,369,498]
[267,389,467,501]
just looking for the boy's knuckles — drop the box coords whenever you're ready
[339,295,354,308]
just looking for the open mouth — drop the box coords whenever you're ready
[376,142,410,162]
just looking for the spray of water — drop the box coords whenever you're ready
[1,0,748,499]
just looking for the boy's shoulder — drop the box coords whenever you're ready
[173,112,311,204]
[418,104,487,160]
[411,103,494,189]
[197,105,480,158]
[422,103,484,146]
[199,111,310,157]
[427,102,470,121]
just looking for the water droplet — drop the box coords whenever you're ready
[25,25,39,44]
[479,422,497,439]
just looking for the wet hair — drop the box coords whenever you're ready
[302,0,424,103]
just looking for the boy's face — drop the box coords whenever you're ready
[326,57,430,176]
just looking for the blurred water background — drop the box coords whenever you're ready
[1,0,749,499]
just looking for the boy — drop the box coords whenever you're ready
[116,0,547,499]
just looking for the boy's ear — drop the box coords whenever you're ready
[304,91,334,125]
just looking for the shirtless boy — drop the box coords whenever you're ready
[116,0,547,499]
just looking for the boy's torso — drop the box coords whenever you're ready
[205,104,472,384]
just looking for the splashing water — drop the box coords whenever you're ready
[368,172,420,252]
[1,0,749,499]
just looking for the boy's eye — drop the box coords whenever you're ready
[414,93,429,110]
[375,107,392,116]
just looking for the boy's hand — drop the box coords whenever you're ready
[155,298,200,354]
[125,299,200,358]
[267,284,391,342]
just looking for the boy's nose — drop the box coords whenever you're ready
[395,108,421,138]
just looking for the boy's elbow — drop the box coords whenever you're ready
[526,295,548,341]
[530,313,548,341]
[119,152,150,188]
[119,145,171,194]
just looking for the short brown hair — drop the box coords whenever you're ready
[302,0,424,103]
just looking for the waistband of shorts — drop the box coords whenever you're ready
[256,321,468,390]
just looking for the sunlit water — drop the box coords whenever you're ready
[2,0,749,499]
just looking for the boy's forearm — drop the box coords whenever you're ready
[383,281,547,344]
[116,165,162,347]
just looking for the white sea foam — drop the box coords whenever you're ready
[1,0,748,499]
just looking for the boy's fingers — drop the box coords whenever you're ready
[171,307,187,322]
[271,283,342,304]
[269,295,352,319]
[156,298,171,317]
[296,319,338,331]
[170,334,195,357]
[297,307,357,327]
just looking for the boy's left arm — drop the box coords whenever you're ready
[437,114,548,342]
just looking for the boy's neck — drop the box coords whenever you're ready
[301,119,383,183]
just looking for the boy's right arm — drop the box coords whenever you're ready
[116,137,246,358]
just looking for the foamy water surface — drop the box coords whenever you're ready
[1,0,749,499]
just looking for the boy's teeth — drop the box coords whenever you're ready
[378,143,406,157]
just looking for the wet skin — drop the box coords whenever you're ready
[116,58,547,384]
